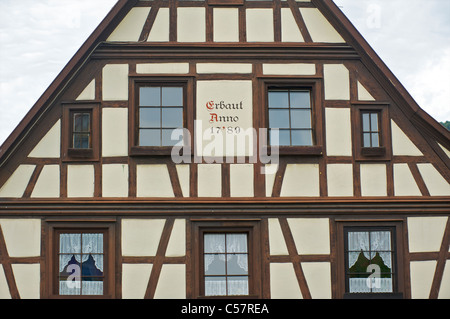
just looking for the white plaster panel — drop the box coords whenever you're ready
[287,218,330,255]
[31,165,60,198]
[325,108,352,156]
[302,262,332,299]
[148,8,170,42]
[102,107,128,157]
[76,79,96,101]
[0,266,11,299]
[137,164,174,197]
[67,165,94,198]
[265,164,278,197]
[102,64,129,101]
[268,218,289,256]
[262,63,315,76]
[0,165,35,198]
[417,163,450,196]
[196,63,252,74]
[327,163,353,197]
[438,260,450,299]
[281,8,304,42]
[177,7,206,42]
[270,263,302,299]
[121,219,166,256]
[281,164,320,197]
[213,8,239,42]
[324,64,350,100]
[197,164,222,197]
[300,8,345,43]
[0,219,41,257]
[176,164,190,197]
[107,7,151,42]
[391,120,423,156]
[230,164,254,197]
[28,120,61,158]
[393,163,422,196]
[246,9,274,42]
[166,219,186,257]
[102,164,129,197]
[407,217,448,253]
[410,261,436,299]
[357,81,375,101]
[136,63,189,74]
[12,264,40,299]
[360,164,387,196]
[154,264,186,299]
[438,143,450,158]
[122,264,153,299]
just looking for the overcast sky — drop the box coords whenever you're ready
[0,0,449,145]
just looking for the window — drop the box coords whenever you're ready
[203,233,249,296]
[268,89,313,147]
[45,222,115,298]
[62,103,99,161]
[138,86,184,147]
[191,221,262,299]
[337,221,404,299]
[352,104,391,160]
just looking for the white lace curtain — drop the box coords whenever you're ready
[204,234,248,273]
[59,233,104,272]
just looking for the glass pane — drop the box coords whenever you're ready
[60,234,81,253]
[268,91,289,108]
[82,234,103,254]
[59,280,81,295]
[227,254,248,275]
[290,91,310,108]
[204,234,226,253]
[363,133,371,147]
[370,113,379,131]
[139,129,161,146]
[81,255,104,280]
[269,109,290,128]
[362,113,370,131]
[348,232,370,251]
[290,109,312,129]
[227,277,249,296]
[204,254,226,275]
[291,130,313,146]
[349,278,371,293]
[226,234,248,253]
[82,114,90,131]
[162,129,182,146]
[140,108,160,128]
[205,277,226,296]
[270,129,290,146]
[162,87,183,107]
[371,133,380,147]
[81,281,103,295]
[73,133,90,149]
[162,108,183,128]
[140,87,161,106]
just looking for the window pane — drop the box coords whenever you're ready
[162,129,183,146]
[363,133,371,147]
[291,130,313,146]
[81,281,103,295]
[73,133,90,149]
[140,108,160,128]
[205,277,227,296]
[162,108,183,128]
[204,254,226,275]
[370,113,379,131]
[290,109,312,129]
[227,277,249,296]
[204,234,226,253]
[82,234,103,254]
[227,255,248,275]
[226,234,248,253]
[348,231,370,251]
[270,129,290,146]
[139,129,161,146]
[290,91,310,108]
[269,109,290,128]
[81,254,104,281]
[268,91,289,108]
[140,87,161,106]
[371,133,380,147]
[162,87,183,107]
[82,114,90,131]
[60,234,81,253]
[362,113,370,131]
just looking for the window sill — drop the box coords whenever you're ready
[343,292,403,299]
[208,0,244,5]
[264,145,323,156]
[66,148,94,159]
[360,147,386,157]
[130,146,175,156]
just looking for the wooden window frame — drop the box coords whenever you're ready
[260,79,324,156]
[352,104,391,161]
[129,77,194,156]
[336,220,405,299]
[191,220,262,299]
[62,103,100,162]
[44,221,116,299]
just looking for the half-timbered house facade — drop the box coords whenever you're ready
[0,0,449,299]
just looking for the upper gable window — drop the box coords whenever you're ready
[71,111,92,149]
[361,111,380,148]
[138,86,184,147]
